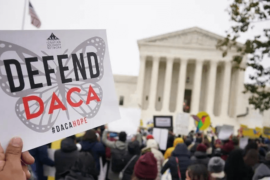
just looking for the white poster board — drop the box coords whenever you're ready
[0,30,120,151]
[218,125,234,140]
[108,107,141,135]
[239,137,249,149]
[174,113,189,136]
[153,128,168,150]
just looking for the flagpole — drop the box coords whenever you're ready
[22,0,27,30]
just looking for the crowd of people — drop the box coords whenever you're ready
[1,125,270,180]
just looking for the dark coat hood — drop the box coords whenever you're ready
[128,140,140,155]
[61,138,77,153]
[194,151,207,159]
[172,143,190,157]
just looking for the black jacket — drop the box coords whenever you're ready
[55,138,79,180]
[161,144,191,180]
[191,151,210,167]
[122,141,140,180]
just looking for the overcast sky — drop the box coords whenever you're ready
[0,0,268,81]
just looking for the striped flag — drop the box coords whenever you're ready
[29,1,41,28]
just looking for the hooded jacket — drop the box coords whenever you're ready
[191,151,210,167]
[122,140,140,180]
[142,139,164,180]
[161,144,191,180]
[55,138,79,180]
[253,163,270,180]
[80,140,105,172]
[164,138,184,159]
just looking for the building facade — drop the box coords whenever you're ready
[114,27,270,130]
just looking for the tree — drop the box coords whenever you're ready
[217,0,270,112]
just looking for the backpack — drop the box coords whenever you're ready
[111,148,126,173]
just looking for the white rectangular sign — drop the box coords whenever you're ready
[174,113,189,136]
[0,30,120,151]
[155,117,171,127]
[218,125,234,140]
[153,128,168,150]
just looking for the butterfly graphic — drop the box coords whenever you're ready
[0,35,105,133]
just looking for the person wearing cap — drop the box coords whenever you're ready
[191,143,210,167]
[141,139,163,180]
[132,152,158,180]
[208,157,226,180]
[164,138,184,159]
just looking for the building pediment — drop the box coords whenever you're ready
[138,27,225,48]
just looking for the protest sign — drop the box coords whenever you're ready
[174,113,189,136]
[192,111,211,131]
[239,137,249,149]
[153,116,173,130]
[0,30,120,151]
[241,124,262,139]
[218,125,234,140]
[263,126,270,139]
[153,128,168,150]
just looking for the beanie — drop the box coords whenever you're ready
[119,131,127,142]
[146,134,154,140]
[197,143,207,152]
[208,157,225,178]
[134,152,157,180]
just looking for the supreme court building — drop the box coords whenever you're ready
[114,27,270,130]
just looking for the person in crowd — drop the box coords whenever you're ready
[29,144,55,180]
[121,140,140,180]
[102,127,128,180]
[132,152,157,180]
[0,137,35,180]
[185,164,209,180]
[225,149,254,180]
[191,143,210,167]
[164,137,184,159]
[221,140,234,161]
[59,151,98,180]
[253,152,270,180]
[54,135,79,180]
[80,129,105,173]
[161,143,191,180]
[188,132,203,156]
[166,131,175,151]
[142,139,164,180]
[208,157,226,180]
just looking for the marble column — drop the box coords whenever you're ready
[162,57,174,111]
[136,55,146,106]
[148,56,160,111]
[176,59,188,112]
[191,60,203,114]
[206,61,218,114]
[221,61,232,116]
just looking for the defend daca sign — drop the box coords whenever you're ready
[0,30,120,151]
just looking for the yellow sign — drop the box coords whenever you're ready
[263,127,270,139]
[194,111,211,131]
[240,124,262,139]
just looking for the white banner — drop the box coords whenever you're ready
[174,113,189,136]
[0,30,120,151]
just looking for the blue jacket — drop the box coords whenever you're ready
[161,144,191,180]
[29,145,55,180]
[80,141,105,172]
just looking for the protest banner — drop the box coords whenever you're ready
[0,30,120,151]
[218,125,234,140]
[174,112,189,136]
[241,124,262,139]
[153,128,168,150]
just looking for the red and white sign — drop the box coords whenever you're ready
[0,30,120,151]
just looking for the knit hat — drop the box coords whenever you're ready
[215,139,222,145]
[222,141,234,153]
[208,157,225,178]
[134,152,157,180]
[266,152,270,161]
[197,143,207,152]
[119,131,127,142]
[146,134,154,140]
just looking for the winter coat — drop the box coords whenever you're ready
[161,144,191,180]
[55,138,79,180]
[59,151,98,180]
[142,139,164,180]
[164,138,184,159]
[253,163,270,180]
[80,140,105,172]
[122,141,140,180]
[29,145,55,180]
[102,129,127,180]
[191,151,210,167]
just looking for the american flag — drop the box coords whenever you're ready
[29,1,41,28]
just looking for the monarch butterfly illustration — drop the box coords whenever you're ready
[0,36,105,133]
